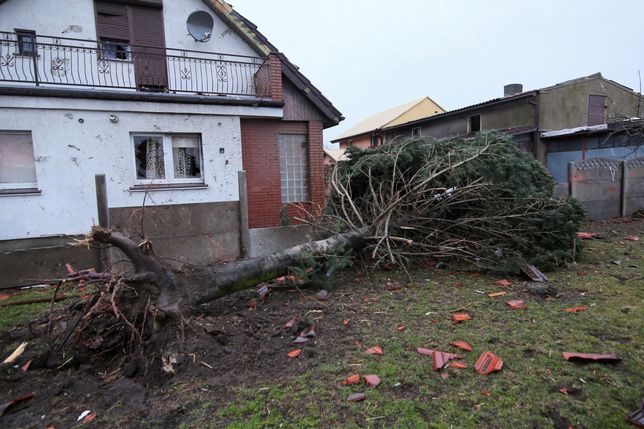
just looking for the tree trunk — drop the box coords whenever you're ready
[90,225,370,306]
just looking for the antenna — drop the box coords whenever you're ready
[187,11,214,42]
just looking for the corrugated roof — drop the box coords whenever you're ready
[332,97,444,141]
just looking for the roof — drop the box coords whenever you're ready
[385,73,640,132]
[541,124,608,138]
[332,97,445,142]
[201,0,343,127]
[323,148,348,162]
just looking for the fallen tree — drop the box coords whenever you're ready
[22,132,583,376]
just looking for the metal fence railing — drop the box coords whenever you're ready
[0,32,265,96]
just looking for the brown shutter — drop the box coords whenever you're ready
[129,5,165,47]
[95,2,129,40]
[129,5,167,88]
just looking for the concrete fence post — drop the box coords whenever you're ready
[568,162,576,198]
[238,170,251,258]
[620,160,628,217]
[94,174,109,271]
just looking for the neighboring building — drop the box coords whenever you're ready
[382,74,643,166]
[0,0,343,286]
[332,97,444,150]
[323,148,347,168]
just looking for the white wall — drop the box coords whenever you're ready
[163,0,258,57]
[0,0,258,57]
[0,0,97,39]
[0,96,281,241]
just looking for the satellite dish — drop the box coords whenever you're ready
[187,11,214,42]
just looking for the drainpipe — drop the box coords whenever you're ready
[528,93,542,162]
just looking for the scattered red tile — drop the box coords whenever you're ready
[450,341,473,352]
[364,375,381,387]
[480,389,491,397]
[347,392,366,402]
[432,351,461,370]
[21,360,32,373]
[495,279,512,287]
[246,298,257,309]
[0,294,11,301]
[365,345,383,355]
[451,313,471,323]
[284,316,298,329]
[0,392,35,417]
[474,351,504,375]
[506,300,526,310]
[576,232,598,239]
[396,324,406,332]
[287,349,302,358]
[626,401,644,428]
[559,387,569,395]
[564,306,588,313]
[562,352,621,363]
[624,235,640,241]
[82,412,97,424]
[341,374,360,385]
[385,281,404,291]
[440,372,450,379]
[417,347,434,356]
[520,264,549,282]
[449,361,468,369]
[470,272,480,277]
[487,291,506,298]
[576,271,587,276]
[453,282,465,288]
[342,319,350,327]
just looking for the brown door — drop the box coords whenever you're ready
[588,95,606,126]
[130,5,167,91]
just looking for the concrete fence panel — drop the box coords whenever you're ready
[625,157,644,216]
[570,158,622,220]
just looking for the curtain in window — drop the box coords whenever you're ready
[145,138,164,179]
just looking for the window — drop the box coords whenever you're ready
[99,38,131,60]
[0,132,38,191]
[279,134,309,203]
[15,30,36,56]
[411,127,422,138]
[132,134,203,184]
[370,134,379,147]
[468,114,481,133]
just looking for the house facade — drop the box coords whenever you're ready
[332,97,444,150]
[0,0,342,286]
[381,74,643,169]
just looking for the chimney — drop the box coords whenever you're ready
[504,83,523,97]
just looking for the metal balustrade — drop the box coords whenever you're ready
[0,32,265,97]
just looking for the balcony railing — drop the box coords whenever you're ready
[0,32,268,97]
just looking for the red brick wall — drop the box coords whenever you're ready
[241,119,326,228]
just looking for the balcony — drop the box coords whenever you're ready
[0,32,278,99]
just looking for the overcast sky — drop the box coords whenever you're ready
[233,0,644,146]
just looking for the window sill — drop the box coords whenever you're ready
[129,183,208,192]
[0,188,41,196]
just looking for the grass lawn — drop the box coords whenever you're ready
[0,219,641,428]
[181,220,642,429]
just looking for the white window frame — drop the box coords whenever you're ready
[131,133,204,185]
[0,131,38,191]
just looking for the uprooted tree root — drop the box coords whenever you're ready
[14,224,370,380]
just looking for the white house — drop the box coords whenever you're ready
[0,0,343,286]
